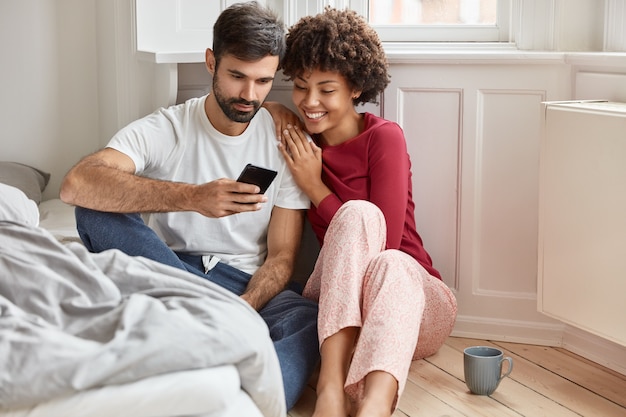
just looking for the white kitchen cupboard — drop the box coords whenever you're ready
[135,0,268,63]
[538,101,626,347]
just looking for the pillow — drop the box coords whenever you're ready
[0,183,40,226]
[0,161,50,204]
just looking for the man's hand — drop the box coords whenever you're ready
[192,179,268,218]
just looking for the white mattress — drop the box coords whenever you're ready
[0,366,263,417]
[37,198,81,243]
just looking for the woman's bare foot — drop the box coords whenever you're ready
[312,328,359,416]
[354,396,392,417]
[354,371,397,417]
[312,386,351,417]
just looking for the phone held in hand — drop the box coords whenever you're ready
[236,164,278,194]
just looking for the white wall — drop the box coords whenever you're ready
[0,0,100,199]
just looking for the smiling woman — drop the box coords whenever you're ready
[277,7,457,417]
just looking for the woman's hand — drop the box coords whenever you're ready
[278,125,331,206]
[262,101,304,138]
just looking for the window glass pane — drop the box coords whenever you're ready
[368,0,497,25]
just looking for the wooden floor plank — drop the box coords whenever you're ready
[407,359,521,416]
[498,341,626,408]
[397,378,465,416]
[446,337,626,417]
[425,343,581,417]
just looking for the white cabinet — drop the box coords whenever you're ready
[538,101,626,347]
[135,0,268,63]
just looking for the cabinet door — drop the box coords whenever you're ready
[135,0,268,58]
[538,101,626,347]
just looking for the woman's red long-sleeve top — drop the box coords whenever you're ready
[308,112,442,279]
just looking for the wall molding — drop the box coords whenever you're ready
[563,325,626,375]
[452,314,565,346]
[605,0,626,51]
[516,0,557,50]
[395,87,463,291]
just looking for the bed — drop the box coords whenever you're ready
[0,163,287,417]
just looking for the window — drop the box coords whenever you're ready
[367,0,509,42]
[273,0,512,43]
[369,0,497,25]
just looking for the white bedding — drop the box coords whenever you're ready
[0,190,285,417]
[1,367,263,417]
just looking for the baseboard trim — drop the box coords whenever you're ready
[452,315,626,376]
[562,325,626,375]
[451,314,564,346]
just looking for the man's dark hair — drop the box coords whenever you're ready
[213,1,286,67]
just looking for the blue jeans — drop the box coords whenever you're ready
[75,207,320,410]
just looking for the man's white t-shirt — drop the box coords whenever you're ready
[107,95,309,274]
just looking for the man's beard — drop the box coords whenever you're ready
[213,74,261,123]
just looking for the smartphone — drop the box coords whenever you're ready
[236,163,278,194]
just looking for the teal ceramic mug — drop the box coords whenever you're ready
[463,346,513,395]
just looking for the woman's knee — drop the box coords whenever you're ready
[327,200,386,249]
[335,200,384,225]
[363,250,426,308]
[368,250,418,284]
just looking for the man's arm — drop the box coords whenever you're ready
[60,148,268,217]
[241,207,305,310]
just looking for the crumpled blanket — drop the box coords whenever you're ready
[0,220,285,416]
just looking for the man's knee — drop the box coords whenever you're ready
[264,290,318,320]
[74,207,146,253]
[261,291,318,339]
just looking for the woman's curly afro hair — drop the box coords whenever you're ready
[282,7,390,105]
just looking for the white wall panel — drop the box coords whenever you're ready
[456,86,563,341]
[384,63,573,345]
[397,89,462,290]
[474,89,545,295]
[574,71,626,101]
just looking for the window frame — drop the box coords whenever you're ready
[368,0,511,42]
[272,0,513,43]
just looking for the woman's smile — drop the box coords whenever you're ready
[305,111,327,120]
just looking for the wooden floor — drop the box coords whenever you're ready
[288,336,626,417]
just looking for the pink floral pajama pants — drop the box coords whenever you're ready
[303,200,458,405]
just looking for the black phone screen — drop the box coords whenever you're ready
[236,164,278,194]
